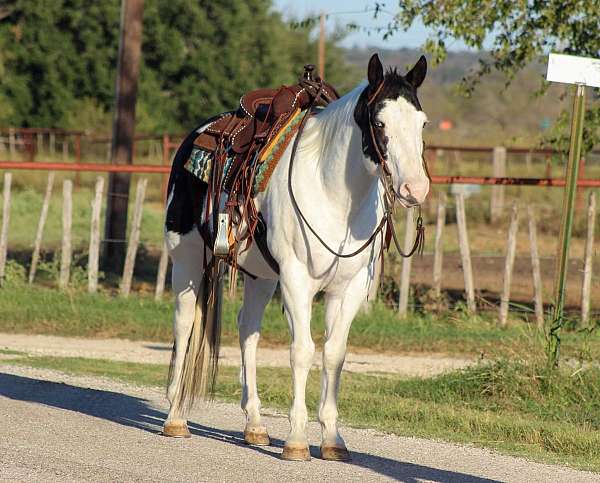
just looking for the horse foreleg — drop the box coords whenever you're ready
[318,273,368,461]
[279,266,315,461]
[237,276,277,445]
[163,231,204,438]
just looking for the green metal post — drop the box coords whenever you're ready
[548,84,586,368]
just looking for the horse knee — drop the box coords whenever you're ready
[290,341,315,369]
[322,342,346,372]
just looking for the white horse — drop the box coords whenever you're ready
[162,53,430,461]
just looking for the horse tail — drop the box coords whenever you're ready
[168,259,224,412]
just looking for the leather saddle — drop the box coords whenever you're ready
[192,65,339,271]
[193,65,338,192]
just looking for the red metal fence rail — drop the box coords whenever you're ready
[2,160,600,187]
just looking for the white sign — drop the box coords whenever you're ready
[547,53,600,88]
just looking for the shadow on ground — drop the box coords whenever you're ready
[0,372,499,483]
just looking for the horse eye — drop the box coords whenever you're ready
[374,121,385,129]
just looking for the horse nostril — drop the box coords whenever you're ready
[399,183,412,199]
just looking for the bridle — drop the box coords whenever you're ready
[366,79,426,258]
[287,79,426,260]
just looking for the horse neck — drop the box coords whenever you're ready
[309,99,380,219]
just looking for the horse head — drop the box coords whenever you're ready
[354,53,430,207]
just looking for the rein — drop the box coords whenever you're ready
[287,80,426,260]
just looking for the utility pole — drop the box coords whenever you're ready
[103,0,144,272]
[318,12,325,79]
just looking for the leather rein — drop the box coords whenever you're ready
[287,80,426,260]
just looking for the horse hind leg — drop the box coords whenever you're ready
[238,276,277,446]
[163,230,204,438]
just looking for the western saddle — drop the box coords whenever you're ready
[190,65,339,273]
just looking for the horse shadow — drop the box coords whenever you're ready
[0,372,499,483]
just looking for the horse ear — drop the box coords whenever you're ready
[405,55,427,88]
[368,53,384,87]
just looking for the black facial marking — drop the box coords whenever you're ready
[354,55,426,165]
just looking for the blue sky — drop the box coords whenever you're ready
[273,0,485,51]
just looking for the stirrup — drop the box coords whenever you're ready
[213,213,230,257]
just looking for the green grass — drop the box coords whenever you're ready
[2,283,599,359]
[3,178,165,251]
[5,353,600,472]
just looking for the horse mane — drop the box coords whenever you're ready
[294,82,367,164]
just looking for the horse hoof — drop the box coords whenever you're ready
[281,444,311,461]
[320,444,351,461]
[162,420,191,438]
[244,428,270,446]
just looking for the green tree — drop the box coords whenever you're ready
[385,0,600,152]
[0,0,358,132]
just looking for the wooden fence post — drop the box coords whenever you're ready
[120,178,147,297]
[581,192,596,326]
[8,128,16,157]
[0,173,12,286]
[490,146,506,223]
[59,180,73,289]
[36,132,43,154]
[162,133,170,201]
[49,132,55,156]
[29,172,55,284]
[88,177,104,293]
[499,202,519,326]
[527,206,544,328]
[455,193,476,313]
[155,241,169,300]
[398,208,415,317]
[62,139,69,161]
[433,192,446,297]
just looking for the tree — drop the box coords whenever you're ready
[385,0,599,152]
[0,0,358,133]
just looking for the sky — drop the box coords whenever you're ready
[273,0,481,51]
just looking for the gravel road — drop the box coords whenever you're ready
[0,332,475,376]
[1,364,598,482]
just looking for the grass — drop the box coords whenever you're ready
[1,283,599,360]
[4,353,600,472]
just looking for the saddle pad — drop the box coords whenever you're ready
[184,108,305,196]
[253,107,304,194]
[183,146,234,184]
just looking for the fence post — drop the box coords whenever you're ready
[120,178,147,297]
[36,132,43,155]
[155,241,169,300]
[0,173,12,286]
[8,128,16,157]
[455,193,476,312]
[162,133,170,201]
[581,192,596,326]
[49,132,56,156]
[490,146,506,223]
[59,180,73,289]
[499,202,519,326]
[29,172,55,284]
[527,206,544,328]
[88,177,104,293]
[62,139,69,161]
[432,192,446,297]
[398,208,415,317]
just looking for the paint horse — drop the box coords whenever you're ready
[162,53,430,461]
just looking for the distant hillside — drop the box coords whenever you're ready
[344,47,485,85]
[341,47,566,147]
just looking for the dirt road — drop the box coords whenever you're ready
[0,333,475,377]
[1,364,597,482]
